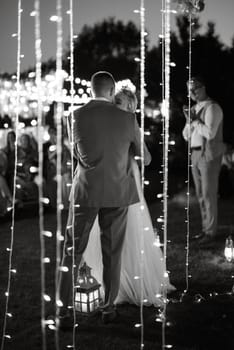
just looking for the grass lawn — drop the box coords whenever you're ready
[0,195,234,350]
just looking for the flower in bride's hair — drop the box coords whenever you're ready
[116,79,136,93]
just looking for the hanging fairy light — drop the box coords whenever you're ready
[139,1,146,348]
[140,0,145,193]
[34,1,47,349]
[0,1,22,348]
[133,1,148,347]
[160,0,171,349]
[159,0,166,241]
[174,0,205,297]
[183,13,193,296]
[68,0,77,348]
[54,1,64,349]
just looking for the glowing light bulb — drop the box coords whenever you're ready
[50,15,58,22]
[29,166,38,173]
[59,266,69,272]
[43,294,51,302]
[41,198,50,204]
[44,319,55,325]
[56,300,63,307]
[48,325,56,330]
[43,230,53,237]
[153,235,161,247]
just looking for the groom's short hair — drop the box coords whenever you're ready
[91,71,115,97]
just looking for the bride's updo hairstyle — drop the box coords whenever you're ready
[115,88,138,113]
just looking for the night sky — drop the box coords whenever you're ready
[0,0,233,74]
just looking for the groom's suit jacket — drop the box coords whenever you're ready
[69,99,141,207]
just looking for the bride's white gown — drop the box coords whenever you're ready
[83,159,175,306]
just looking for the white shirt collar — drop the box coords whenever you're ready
[92,97,111,102]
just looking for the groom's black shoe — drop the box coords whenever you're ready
[101,309,119,324]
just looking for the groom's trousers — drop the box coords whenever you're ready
[58,205,128,314]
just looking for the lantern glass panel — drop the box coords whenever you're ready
[81,293,88,302]
[89,292,94,302]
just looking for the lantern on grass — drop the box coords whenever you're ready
[224,236,234,262]
[75,262,101,315]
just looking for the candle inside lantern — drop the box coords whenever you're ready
[224,236,233,262]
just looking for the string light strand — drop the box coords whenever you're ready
[140,1,146,348]
[0,1,22,349]
[161,0,171,349]
[69,0,78,348]
[184,14,193,294]
[55,0,64,348]
[34,1,47,349]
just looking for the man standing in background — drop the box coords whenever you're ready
[182,76,225,244]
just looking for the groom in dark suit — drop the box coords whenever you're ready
[58,71,141,323]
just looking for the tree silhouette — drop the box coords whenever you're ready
[64,17,144,83]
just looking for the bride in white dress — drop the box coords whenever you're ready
[82,88,175,306]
